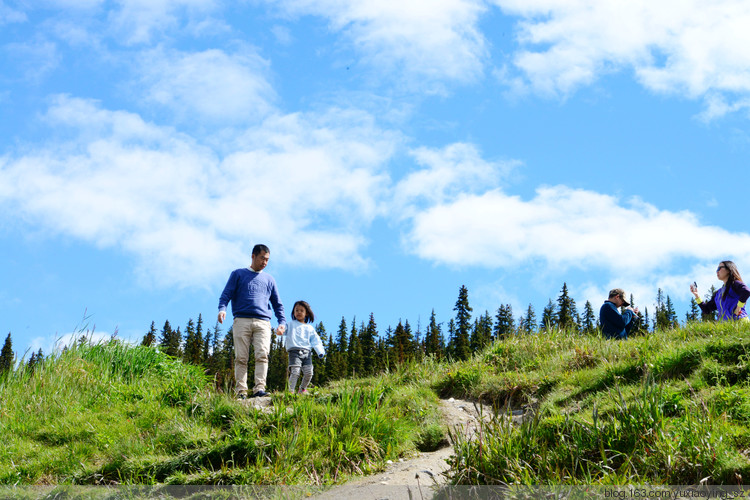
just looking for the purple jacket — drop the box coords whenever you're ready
[698,280,750,321]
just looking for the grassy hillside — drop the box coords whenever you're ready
[0,339,442,485]
[2,320,750,486]
[439,321,750,485]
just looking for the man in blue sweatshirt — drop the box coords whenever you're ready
[218,244,286,399]
[599,288,639,340]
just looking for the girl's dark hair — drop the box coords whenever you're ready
[721,260,744,298]
[293,300,314,323]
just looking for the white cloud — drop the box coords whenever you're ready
[697,93,750,122]
[393,142,520,218]
[40,0,103,8]
[0,96,399,288]
[271,25,293,45]
[0,1,27,25]
[138,47,276,124]
[108,0,221,45]
[3,40,60,83]
[472,280,526,318]
[268,0,489,90]
[493,0,750,114]
[404,184,750,276]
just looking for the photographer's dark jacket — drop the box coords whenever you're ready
[599,300,634,339]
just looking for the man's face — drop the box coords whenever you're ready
[251,251,270,272]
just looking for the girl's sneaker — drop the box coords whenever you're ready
[298,389,309,395]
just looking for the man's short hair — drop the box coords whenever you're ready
[252,244,270,256]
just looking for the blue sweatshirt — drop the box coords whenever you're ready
[218,268,286,326]
[599,300,634,339]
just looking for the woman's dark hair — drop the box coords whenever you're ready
[721,260,743,298]
[293,300,314,323]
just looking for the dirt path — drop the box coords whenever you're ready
[312,397,498,500]
[245,395,524,498]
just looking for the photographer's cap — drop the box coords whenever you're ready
[608,288,630,306]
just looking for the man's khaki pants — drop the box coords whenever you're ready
[232,317,272,394]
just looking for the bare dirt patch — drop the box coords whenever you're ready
[313,398,498,499]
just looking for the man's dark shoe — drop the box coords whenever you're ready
[236,393,248,401]
[250,390,269,398]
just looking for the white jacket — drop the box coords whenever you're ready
[284,319,325,357]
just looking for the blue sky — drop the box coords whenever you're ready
[3,0,750,357]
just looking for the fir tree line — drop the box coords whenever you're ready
[133,283,709,391]
[0,331,45,378]
[0,283,717,387]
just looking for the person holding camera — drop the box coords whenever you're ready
[690,261,750,321]
[600,288,639,339]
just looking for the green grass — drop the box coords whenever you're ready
[4,320,750,486]
[437,322,750,485]
[0,339,440,485]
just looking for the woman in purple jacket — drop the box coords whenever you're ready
[690,261,750,321]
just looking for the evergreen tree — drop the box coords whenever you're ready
[654,289,679,330]
[158,319,172,348]
[360,313,378,375]
[27,348,44,374]
[628,295,647,336]
[581,301,597,335]
[0,333,13,375]
[446,319,457,360]
[159,320,181,358]
[665,295,679,328]
[520,304,537,334]
[336,317,349,353]
[374,336,388,374]
[206,322,223,386]
[686,298,700,322]
[424,310,444,359]
[702,285,718,321]
[266,333,288,391]
[404,320,416,361]
[142,321,157,347]
[183,318,203,365]
[323,336,340,383]
[494,305,515,340]
[174,327,184,357]
[452,285,472,361]
[26,351,36,372]
[347,320,363,376]
[654,288,669,331]
[215,328,235,391]
[197,314,210,365]
[328,317,349,380]
[312,322,328,385]
[383,326,395,371]
[412,319,424,361]
[391,320,415,365]
[471,311,493,351]
[556,283,578,332]
[540,299,556,331]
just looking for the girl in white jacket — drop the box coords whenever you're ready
[284,300,325,394]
